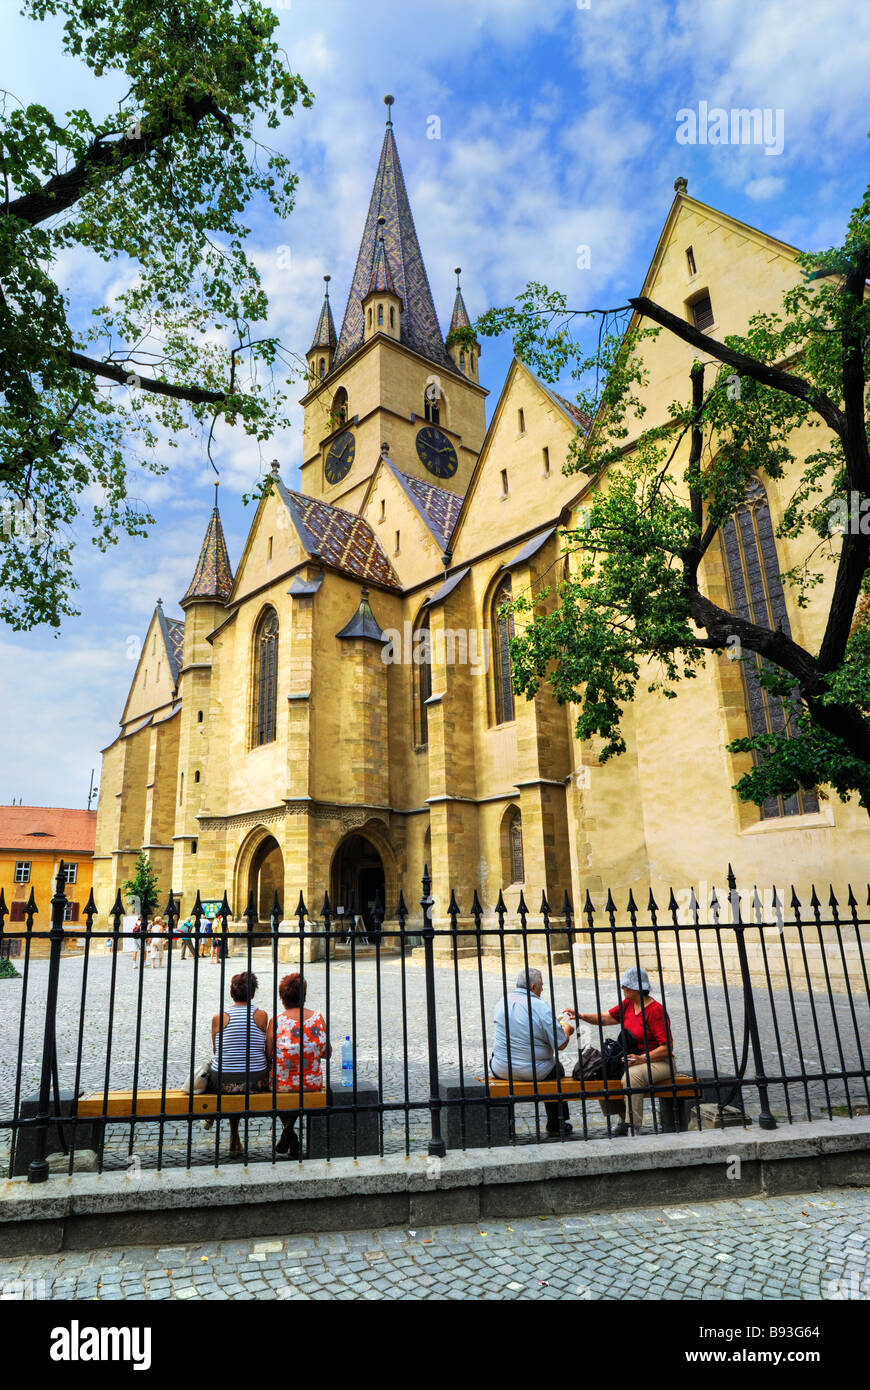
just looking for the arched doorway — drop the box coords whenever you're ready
[331,833,386,937]
[250,834,283,925]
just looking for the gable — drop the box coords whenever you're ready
[121,608,181,724]
[359,458,448,589]
[228,483,308,605]
[450,359,582,564]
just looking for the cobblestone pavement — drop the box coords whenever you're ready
[2,1188,869,1301]
[2,947,868,1171]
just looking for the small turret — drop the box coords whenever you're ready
[446,267,479,380]
[307,275,337,384]
[363,217,403,343]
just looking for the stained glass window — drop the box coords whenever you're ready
[721,478,818,818]
[253,609,279,747]
[416,613,432,746]
[509,810,524,884]
[492,575,515,725]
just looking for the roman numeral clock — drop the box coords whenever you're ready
[324,429,356,486]
[416,425,458,480]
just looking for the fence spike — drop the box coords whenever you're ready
[25,887,38,926]
[539,890,550,916]
[396,889,407,919]
[626,887,638,915]
[83,888,97,930]
[604,888,617,921]
[727,863,737,891]
[828,884,839,911]
[752,886,763,925]
[647,887,658,914]
[847,884,858,910]
[562,890,573,919]
[295,891,307,920]
[667,887,679,915]
[0,886,6,929]
[495,888,507,916]
[447,888,461,918]
[517,888,528,918]
[111,888,124,919]
[809,884,821,911]
[790,885,802,913]
[688,887,699,925]
[583,889,595,920]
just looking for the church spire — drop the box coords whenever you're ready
[446,267,480,381]
[307,274,337,381]
[182,482,234,606]
[333,96,454,372]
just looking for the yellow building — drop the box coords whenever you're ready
[0,805,96,957]
[92,109,868,955]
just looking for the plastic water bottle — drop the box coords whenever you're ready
[341,1035,354,1087]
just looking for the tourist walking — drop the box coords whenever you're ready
[266,973,330,1160]
[179,918,195,960]
[131,916,146,970]
[200,917,213,958]
[204,971,270,1156]
[149,916,166,968]
[490,968,574,1137]
[569,966,675,1136]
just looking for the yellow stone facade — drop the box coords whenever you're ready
[93,135,868,958]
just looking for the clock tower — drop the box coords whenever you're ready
[299,97,487,512]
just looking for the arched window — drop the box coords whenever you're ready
[491,574,515,725]
[459,350,466,373]
[414,612,433,745]
[367,308,372,330]
[253,607,279,747]
[331,386,348,429]
[377,304,384,326]
[500,806,524,886]
[721,477,819,818]
[389,306,395,329]
[319,357,325,380]
[424,393,440,425]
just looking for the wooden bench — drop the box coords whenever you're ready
[75,1088,327,1118]
[476,1073,702,1133]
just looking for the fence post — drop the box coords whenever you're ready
[27,862,68,1182]
[728,864,776,1130]
[421,865,446,1158]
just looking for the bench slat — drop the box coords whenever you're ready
[476,1075,699,1101]
[76,1088,327,1117]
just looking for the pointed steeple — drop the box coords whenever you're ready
[334,97,454,372]
[309,274,337,353]
[182,482,234,606]
[368,223,399,297]
[446,267,480,380]
[448,266,472,336]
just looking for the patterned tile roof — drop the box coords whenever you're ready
[278,481,401,590]
[387,463,462,551]
[368,233,399,297]
[334,121,456,374]
[182,503,234,606]
[0,805,96,854]
[163,618,185,681]
[549,387,592,431]
[448,287,472,336]
[309,280,337,352]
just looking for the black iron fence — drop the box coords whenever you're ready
[1,864,869,1182]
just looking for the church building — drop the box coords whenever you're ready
[92,101,867,948]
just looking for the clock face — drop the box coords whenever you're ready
[324,429,355,486]
[416,425,458,480]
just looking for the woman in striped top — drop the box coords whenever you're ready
[205,971,269,1155]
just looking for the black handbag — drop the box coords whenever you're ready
[572,1045,603,1081]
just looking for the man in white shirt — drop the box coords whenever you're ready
[491,968,574,1136]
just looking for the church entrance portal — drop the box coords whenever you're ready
[331,834,386,937]
[249,834,283,925]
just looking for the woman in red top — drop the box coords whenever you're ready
[266,973,331,1160]
[570,966,675,1136]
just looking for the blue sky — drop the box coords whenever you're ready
[2,0,869,807]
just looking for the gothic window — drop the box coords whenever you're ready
[424,393,440,425]
[721,477,819,818]
[415,612,432,746]
[253,607,279,748]
[331,387,348,428]
[492,575,515,725]
[319,357,325,380]
[500,806,524,886]
[367,308,372,330]
[378,304,384,326]
[459,350,465,372]
[389,306,395,329]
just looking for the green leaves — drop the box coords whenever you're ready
[1,0,313,628]
[473,175,870,815]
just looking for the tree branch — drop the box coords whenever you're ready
[68,350,225,405]
[4,95,224,227]
[629,295,848,440]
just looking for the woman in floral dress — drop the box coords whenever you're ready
[266,973,330,1159]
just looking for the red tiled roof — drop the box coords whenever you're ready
[0,806,97,854]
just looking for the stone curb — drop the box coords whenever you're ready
[2,1117,869,1253]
